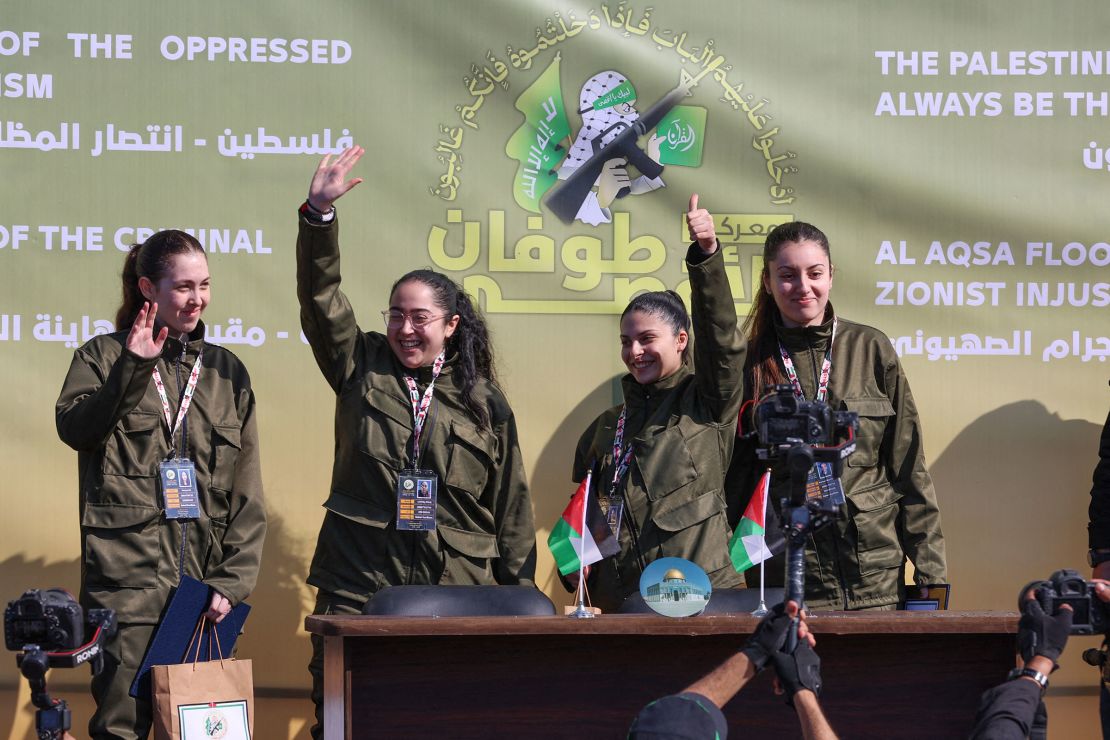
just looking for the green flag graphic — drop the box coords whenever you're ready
[656,105,707,167]
[505,53,571,213]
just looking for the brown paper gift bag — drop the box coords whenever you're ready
[152,618,255,740]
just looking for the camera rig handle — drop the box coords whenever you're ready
[778,443,843,650]
[14,610,116,739]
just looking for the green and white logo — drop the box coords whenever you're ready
[656,106,706,167]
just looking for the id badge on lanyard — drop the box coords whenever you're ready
[396,470,438,531]
[160,458,201,519]
[779,319,845,507]
[806,462,845,507]
[152,351,203,520]
[397,351,445,532]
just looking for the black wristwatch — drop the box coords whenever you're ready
[1089,549,1110,568]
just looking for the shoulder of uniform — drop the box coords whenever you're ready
[200,342,254,381]
[835,317,893,345]
[75,331,128,362]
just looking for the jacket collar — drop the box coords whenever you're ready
[774,304,836,353]
[621,361,690,406]
[395,351,457,386]
[161,320,207,359]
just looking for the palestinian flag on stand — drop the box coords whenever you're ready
[548,472,620,576]
[729,469,786,572]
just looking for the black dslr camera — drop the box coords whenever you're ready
[1032,569,1109,635]
[5,589,116,739]
[5,588,95,653]
[756,384,858,449]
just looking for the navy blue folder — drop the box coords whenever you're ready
[129,575,251,699]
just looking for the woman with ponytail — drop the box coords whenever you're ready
[726,220,946,611]
[569,195,746,612]
[56,230,267,739]
[296,147,536,737]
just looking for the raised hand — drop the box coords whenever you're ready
[686,193,718,255]
[308,145,365,212]
[126,302,168,359]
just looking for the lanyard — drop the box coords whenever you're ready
[402,351,446,466]
[152,350,203,443]
[608,408,636,496]
[778,317,837,402]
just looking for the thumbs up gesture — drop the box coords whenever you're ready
[686,193,718,255]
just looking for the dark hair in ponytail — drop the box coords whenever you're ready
[744,221,831,397]
[620,290,692,362]
[391,270,497,430]
[115,230,206,330]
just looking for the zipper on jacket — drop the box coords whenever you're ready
[178,521,189,583]
[173,340,190,584]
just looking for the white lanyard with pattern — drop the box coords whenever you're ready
[777,317,837,403]
[151,350,203,447]
[402,351,445,467]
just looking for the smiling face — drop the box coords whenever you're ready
[139,251,210,336]
[763,239,833,328]
[619,309,688,385]
[387,279,460,369]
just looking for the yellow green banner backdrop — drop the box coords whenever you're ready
[1,1,1107,736]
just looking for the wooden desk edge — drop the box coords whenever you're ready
[305,610,1019,637]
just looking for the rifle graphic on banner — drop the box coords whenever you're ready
[544,74,696,224]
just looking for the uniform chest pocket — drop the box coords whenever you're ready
[842,396,895,468]
[209,423,241,492]
[445,421,495,499]
[358,387,412,467]
[634,426,699,501]
[102,412,163,478]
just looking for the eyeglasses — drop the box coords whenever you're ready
[381,310,447,329]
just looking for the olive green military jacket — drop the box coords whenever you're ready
[56,327,266,624]
[573,244,745,612]
[732,311,947,609]
[297,213,536,603]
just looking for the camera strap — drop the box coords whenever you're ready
[777,318,837,404]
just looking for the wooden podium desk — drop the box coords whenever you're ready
[306,611,1018,739]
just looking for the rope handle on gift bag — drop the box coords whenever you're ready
[184,615,226,671]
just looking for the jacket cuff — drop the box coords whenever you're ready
[685,240,719,266]
[1088,522,1110,549]
[299,204,337,227]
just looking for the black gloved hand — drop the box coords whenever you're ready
[1017,596,1072,667]
[769,636,822,705]
[740,603,790,671]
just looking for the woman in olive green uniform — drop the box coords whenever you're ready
[727,220,947,611]
[56,230,266,740]
[297,146,536,738]
[571,195,746,612]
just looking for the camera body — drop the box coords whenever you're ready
[1036,569,1109,635]
[756,384,857,448]
[4,589,85,652]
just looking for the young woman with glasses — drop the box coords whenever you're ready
[295,146,536,738]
